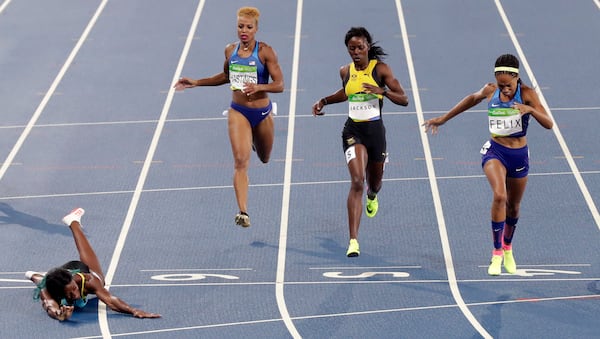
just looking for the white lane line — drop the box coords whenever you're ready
[96,1,206,338]
[394,1,491,338]
[309,266,422,270]
[0,0,11,14]
[0,105,596,131]
[0,278,30,283]
[0,1,108,182]
[139,268,254,272]
[494,0,600,231]
[69,293,600,339]
[3,168,599,201]
[6,276,600,290]
[275,0,303,338]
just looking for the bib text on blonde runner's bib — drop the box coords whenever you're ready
[229,64,258,90]
[488,107,522,136]
[348,93,380,121]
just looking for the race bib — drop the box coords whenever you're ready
[229,64,258,90]
[345,146,356,164]
[348,93,380,121]
[480,140,491,155]
[488,107,522,136]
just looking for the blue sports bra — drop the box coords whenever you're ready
[228,41,269,90]
[487,83,530,138]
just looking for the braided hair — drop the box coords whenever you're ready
[344,27,387,61]
[34,268,72,302]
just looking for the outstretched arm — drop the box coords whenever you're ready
[312,88,347,116]
[312,65,350,116]
[94,284,161,318]
[175,67,229,88]
[174,44,233,89]
[423,82,495,134]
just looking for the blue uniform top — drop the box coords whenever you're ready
[488,83,530,138]
[228,41,269,90]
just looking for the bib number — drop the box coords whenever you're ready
[345,146,356,164]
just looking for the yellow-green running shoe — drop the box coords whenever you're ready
[365,195,378,218]
[487,255,503,276]
[346,239,360,257]
[503,249,517,274]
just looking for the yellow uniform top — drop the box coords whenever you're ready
[344,59,383,98]
[344,59,384,121]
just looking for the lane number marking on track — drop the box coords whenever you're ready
[323,271,410,279]
[151,273,239,281]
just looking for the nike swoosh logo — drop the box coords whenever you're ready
[261,111,270,116]
[516,167,526,172]
[231,60,239,64]
[491,104,500,107]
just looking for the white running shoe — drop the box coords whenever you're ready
[234,213,251,227]
[62,208,85,226]
[25,271,44,279]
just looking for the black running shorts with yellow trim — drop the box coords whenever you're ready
[341,118,387,163]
